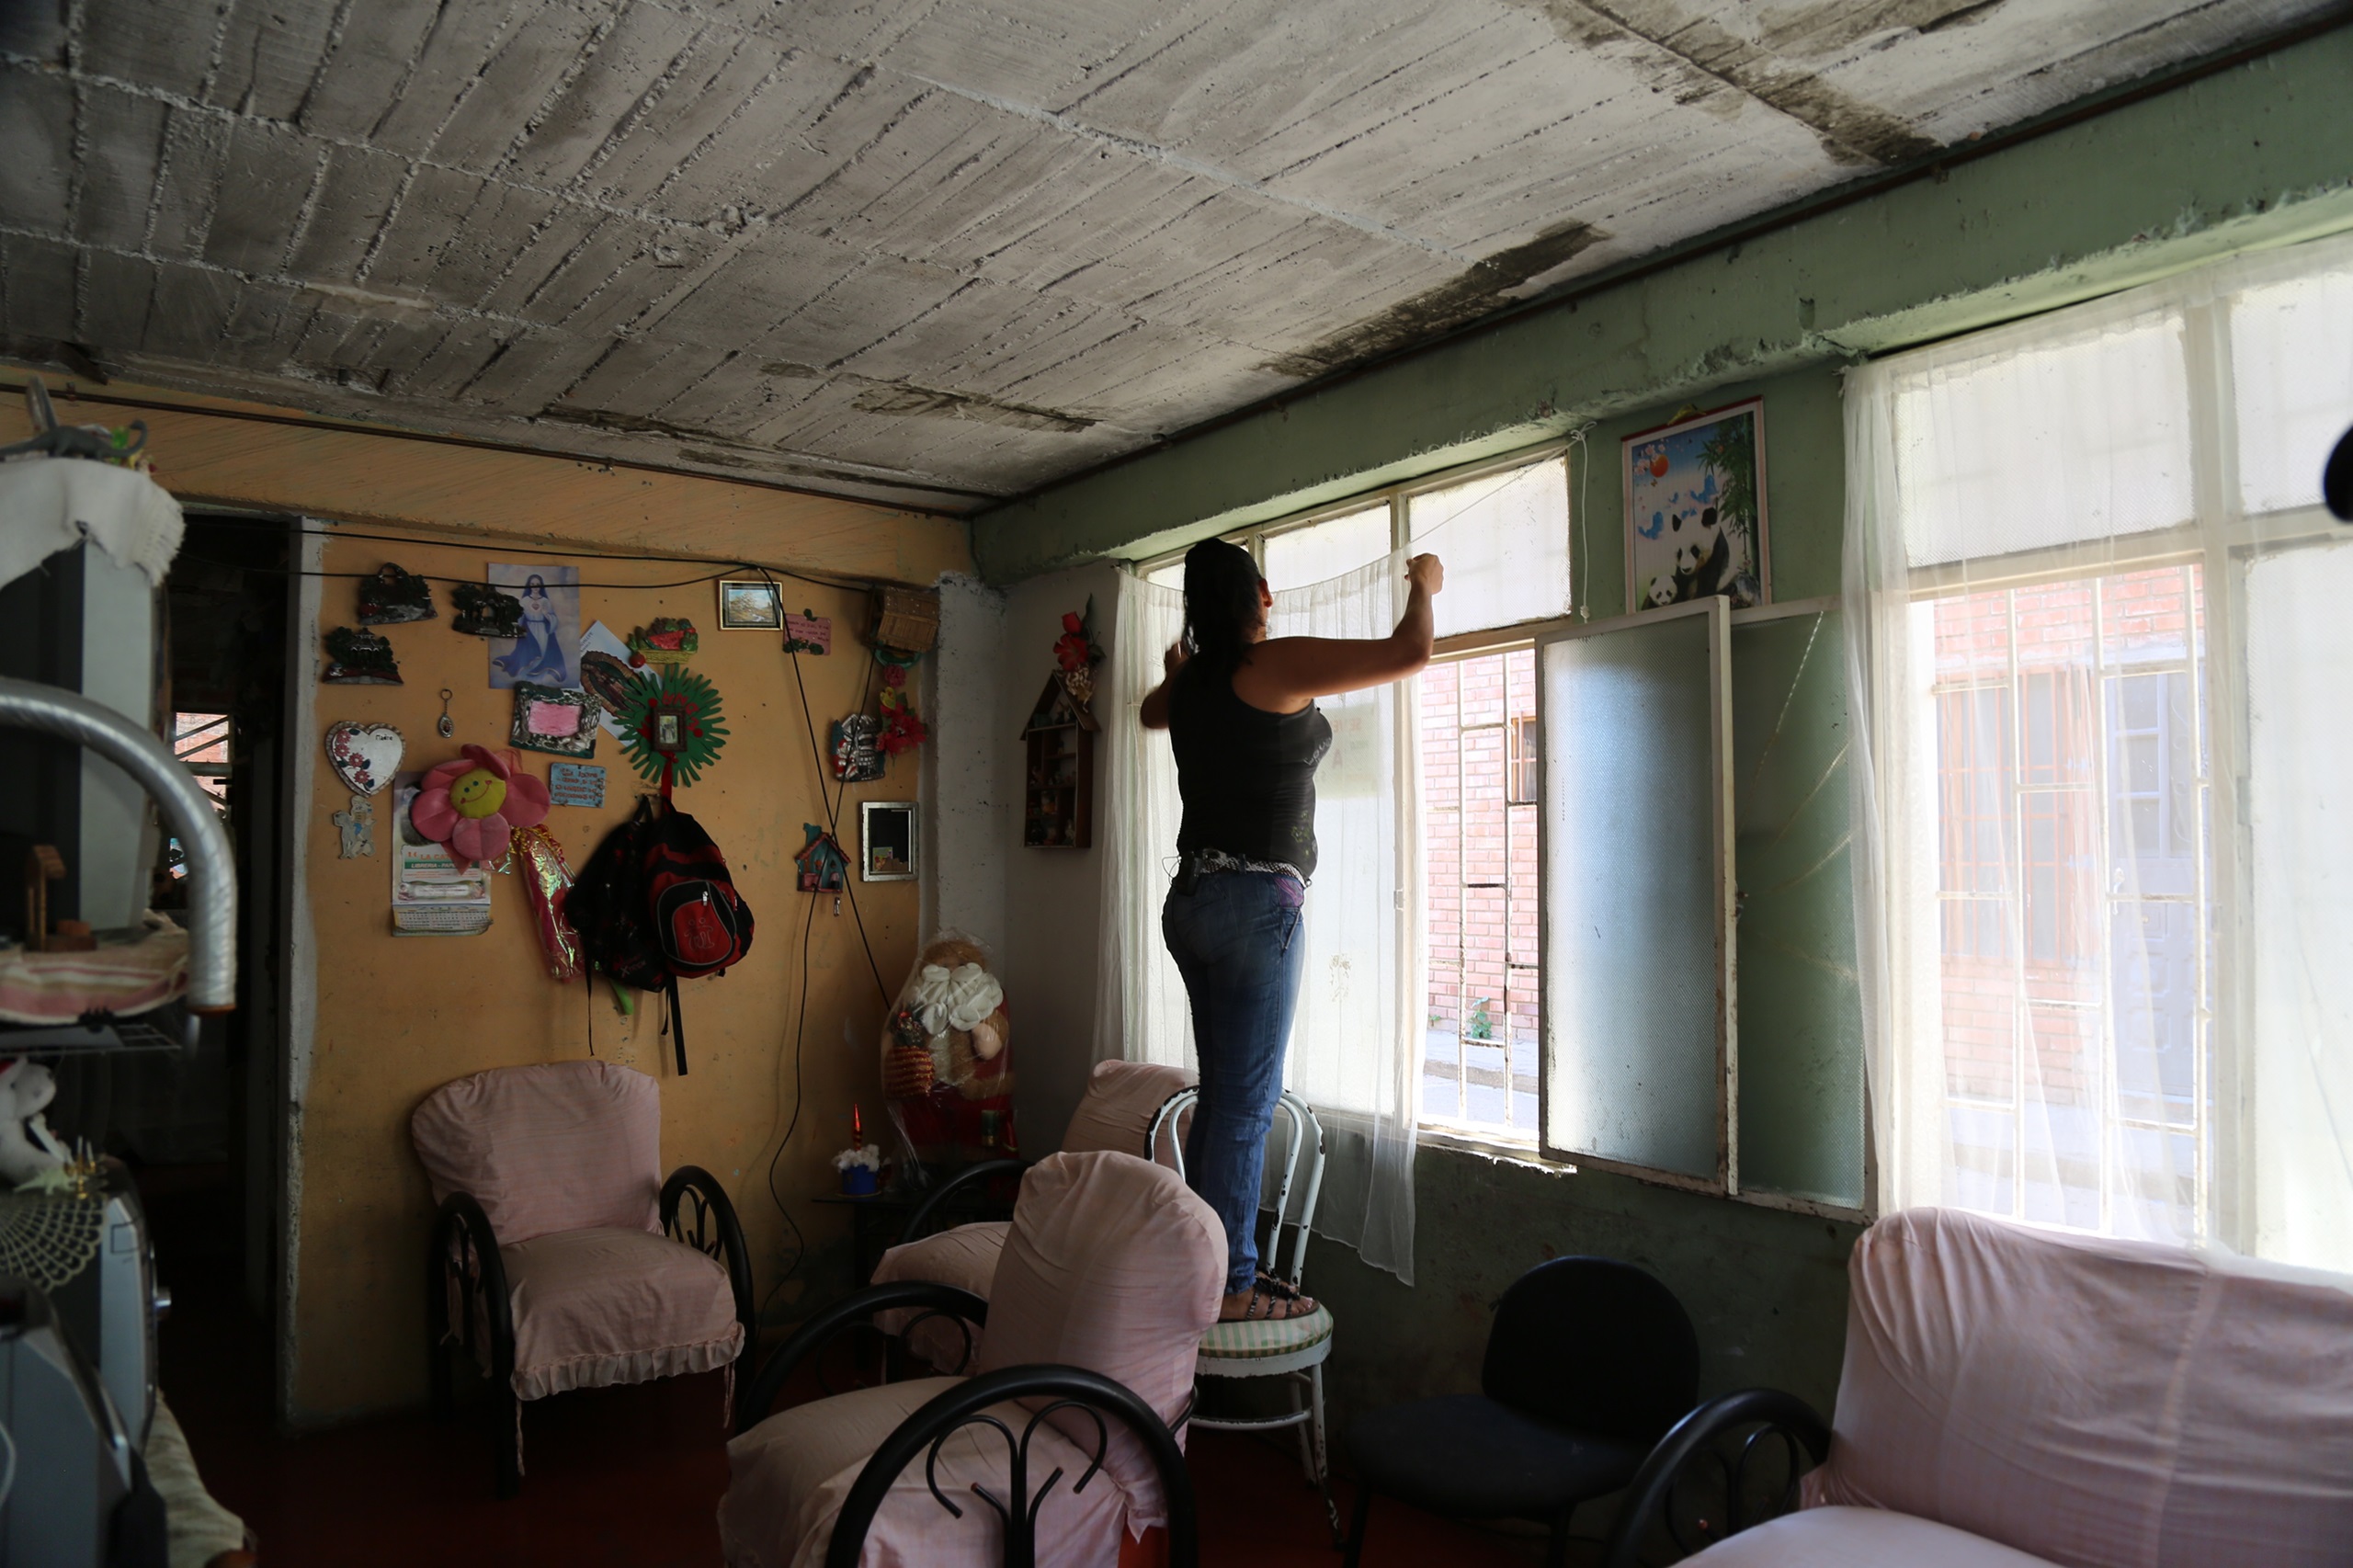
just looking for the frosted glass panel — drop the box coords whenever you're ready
[1264,506,1392,593]
[1540,604,1729,1181]
[1142,559,1187,590]
[2232,268,2353,516]
[1410,459,1571,638]
[1732,609,1863,1206]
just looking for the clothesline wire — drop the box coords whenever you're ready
[171,546,752,592]
[182,513,874,594]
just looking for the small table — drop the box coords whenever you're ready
[815,1170,1019,1287]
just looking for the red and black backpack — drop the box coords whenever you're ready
[567,798,753,1074]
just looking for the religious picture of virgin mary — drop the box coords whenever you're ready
[485,563,582,691]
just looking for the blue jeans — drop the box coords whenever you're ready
[1163,869,1307,1294]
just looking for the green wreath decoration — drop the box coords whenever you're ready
[618,664,731,789]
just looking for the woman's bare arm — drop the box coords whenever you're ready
[1233,554,1443,711]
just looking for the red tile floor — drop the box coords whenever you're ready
[148,1169,1542,1566]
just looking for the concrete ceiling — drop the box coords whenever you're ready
[0,0,2329,514]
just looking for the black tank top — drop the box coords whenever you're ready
[1168,659,1335,876]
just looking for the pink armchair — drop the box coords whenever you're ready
[1602,1207,2353,1566]
[872,1059,1193,1370]
[720,1148,1222,1567]
[411,1060,753,1496]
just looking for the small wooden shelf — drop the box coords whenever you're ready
[1021,676,1095,849]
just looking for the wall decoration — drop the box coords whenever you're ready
[449,582,525,639]
[323,627,402,685]
[357,562,435,625]
[511,824,581,981]
[829,713,885,783]
[795,824,848,892]
[784,613,832,654]
[626,618,699,666]
[486,563,580,688]
[390,770,493,935]
[1052,600,1105,710]
[859,801,918,881]
[332,794,375,858]
[510,681,598,757]
[875,648,927,756]
[407,744,552,869]
[577,621,646,741]
[1021,675,1095,848]
[717,577,781,630]
[1623,398,1768,612]
[436,687,455,739]
[547,762,607,808]
[869,586,940,653]
[616,664,729,790]
[324,721,404,796]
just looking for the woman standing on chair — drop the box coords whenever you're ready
[1141,540,1443,1323]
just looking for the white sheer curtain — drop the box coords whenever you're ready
[1846,230,2353,1273]
[1095,556,1426,1283]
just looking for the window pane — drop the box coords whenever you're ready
[1262,506,1391,594]
[1141,559,1187,591]
[1420,647,1540,1140]
[1541,608,1725,1179]
[1408,459,1571,638]
[2232,267,2353,516]
[1891,310,2194,566]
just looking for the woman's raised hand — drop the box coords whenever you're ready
[1407,553,1446,595]
[1163,639,1189,676]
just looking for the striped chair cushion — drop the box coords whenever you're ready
[1199,1302,1334,1361]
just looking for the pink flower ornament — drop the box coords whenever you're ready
[408,744,551,867]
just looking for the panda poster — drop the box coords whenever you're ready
[1623,399,1768,613]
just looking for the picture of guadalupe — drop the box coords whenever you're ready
[486,564,580,690]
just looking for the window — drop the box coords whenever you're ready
[171,712,232,812]
[1127,448,1574,1156]
[1852,229,2353,1270]
[1420,648,1540,1140]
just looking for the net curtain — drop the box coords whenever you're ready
[1096,557,1425,1284]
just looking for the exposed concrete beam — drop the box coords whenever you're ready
[971,26,2353,583]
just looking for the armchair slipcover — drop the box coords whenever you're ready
[412,1060,753,1495]
[721,1148,1222,1567]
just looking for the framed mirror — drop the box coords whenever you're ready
[859,801,918,882]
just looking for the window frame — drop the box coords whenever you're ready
[1879,274,2349,1255]
[1133,438,1577,1161]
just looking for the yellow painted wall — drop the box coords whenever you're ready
[297,530,926,1417]
[0,378,963,1419]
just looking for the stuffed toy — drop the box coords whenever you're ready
[0,1060,72,1187]
[880,933,1014,1165]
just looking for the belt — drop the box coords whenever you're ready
[1182,846,1308,886]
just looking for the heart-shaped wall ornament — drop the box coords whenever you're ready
[324,721,404,797]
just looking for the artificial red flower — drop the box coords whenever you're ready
[408,744,551,867]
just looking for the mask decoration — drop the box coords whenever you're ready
[407,744,551,868]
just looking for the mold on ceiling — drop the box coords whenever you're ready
[0,0,2328,510]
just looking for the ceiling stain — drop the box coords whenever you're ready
[1521,0,1944,165]
[849,383,1097,434]
[1753,0,2011,55]
[536,405,752,446]
[1261,221,1608,381]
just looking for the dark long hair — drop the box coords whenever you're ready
[1181,539,1265,680]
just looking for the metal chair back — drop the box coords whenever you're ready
[1143,1088,1325,1291]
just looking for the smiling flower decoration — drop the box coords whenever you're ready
[408,744,551,868]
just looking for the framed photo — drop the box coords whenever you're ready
[1623,399,1768,613]
[859,801,918,882]
[510,682,597,757]
[718,577,783,631]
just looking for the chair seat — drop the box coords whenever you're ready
[1686,1506,2062,1566]
[502,1226,742,1402]
[1345,1392,1643,1519]
[1197,1302,1334,1370]
[871,1221,1009,1370]
[720,1377,1134,1568]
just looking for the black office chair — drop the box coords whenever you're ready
[1341,1256,1699,1568]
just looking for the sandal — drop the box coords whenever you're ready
[1219,1280,1319,1322]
